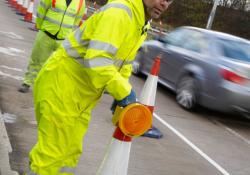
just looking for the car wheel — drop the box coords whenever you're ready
[176,76,197,110]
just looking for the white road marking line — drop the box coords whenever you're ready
[0,47,25,56]
[0,70,23,81]
[0,65,23,72]
[225,126,250,145]
[213,119,250,146]
[154,113,230,175]
[0,30,24,40]
[2,113,17,124]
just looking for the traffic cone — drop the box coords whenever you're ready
[97,104,152,175]
[16,0,23,14]
[24,0,33,22]
[21,0,29,15]
[97,127,132,175]
[10,0,17,8]
[139,54,163,139]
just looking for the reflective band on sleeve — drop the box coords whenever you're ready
[88,40,117,55]
[76,57,114,68]
[60,166,76,174]
[74,28,84,43]
[74,28,89,46]
[98,3,132,19]
[62,39,82,58]
[43,16,75,28]
[37,12,45,19]
[76,15,82,19]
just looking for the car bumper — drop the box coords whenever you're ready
[218,81,250,115]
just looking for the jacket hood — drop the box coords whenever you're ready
[108,0,145,27]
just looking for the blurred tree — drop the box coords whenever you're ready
[90,0,250,39]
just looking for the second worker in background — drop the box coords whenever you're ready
[18,0,86,93]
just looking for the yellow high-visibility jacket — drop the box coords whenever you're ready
[36,0,86,39]
[61,0,149,100]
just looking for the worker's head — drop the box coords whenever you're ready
[143,0,173,20]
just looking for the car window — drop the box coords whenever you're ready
[218,39,250,62]
[181,31,208,53]
[164,28,187,47]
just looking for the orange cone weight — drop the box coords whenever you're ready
[97,103,152,175]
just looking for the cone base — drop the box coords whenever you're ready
[97,137,131,175]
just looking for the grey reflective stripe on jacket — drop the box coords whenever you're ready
[60,166,76,174]
[63,28,118,58]
[97,3,132,19]
[63,39,82,59]
[39,1,49,9]
[76,57,132,68]
[43,15,75,28]
[62,3,133,68]
[37,12,75,28]
[51,7,78,17]
[76,57,114,67]
[37,12,45,19]
[88,40,117,56]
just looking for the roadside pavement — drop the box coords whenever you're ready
[0,109,18,175]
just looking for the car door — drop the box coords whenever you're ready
[161,29,209,85]
[159,28,188,85]
[173,30,210,84]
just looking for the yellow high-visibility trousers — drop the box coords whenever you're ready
[23,30,60,86]
[28,48,103,175]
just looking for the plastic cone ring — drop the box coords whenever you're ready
[114,103,152,137]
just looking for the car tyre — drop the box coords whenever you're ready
[176,76,197,110]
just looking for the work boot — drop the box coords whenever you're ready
[18,84,30,93]
[141,126,163,139]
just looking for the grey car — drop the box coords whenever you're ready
[133,26,250,116]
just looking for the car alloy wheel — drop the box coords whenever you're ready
[176,76,197,110]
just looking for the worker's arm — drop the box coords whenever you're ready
[84,7,133,100]
[36,0,50,29]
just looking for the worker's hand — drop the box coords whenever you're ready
[117,89,136,107]
[110,90,136,114]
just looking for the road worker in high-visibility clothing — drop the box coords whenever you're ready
[27,0,171,174]
[19,0,86,93]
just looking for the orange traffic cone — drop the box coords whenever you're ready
[97,104,152,175]
[10,0,17,8]
[21,0,29,15]
[97,127,132,175]
[139,55,163,139]
[16,0,23,13]
[24,0,33,22]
